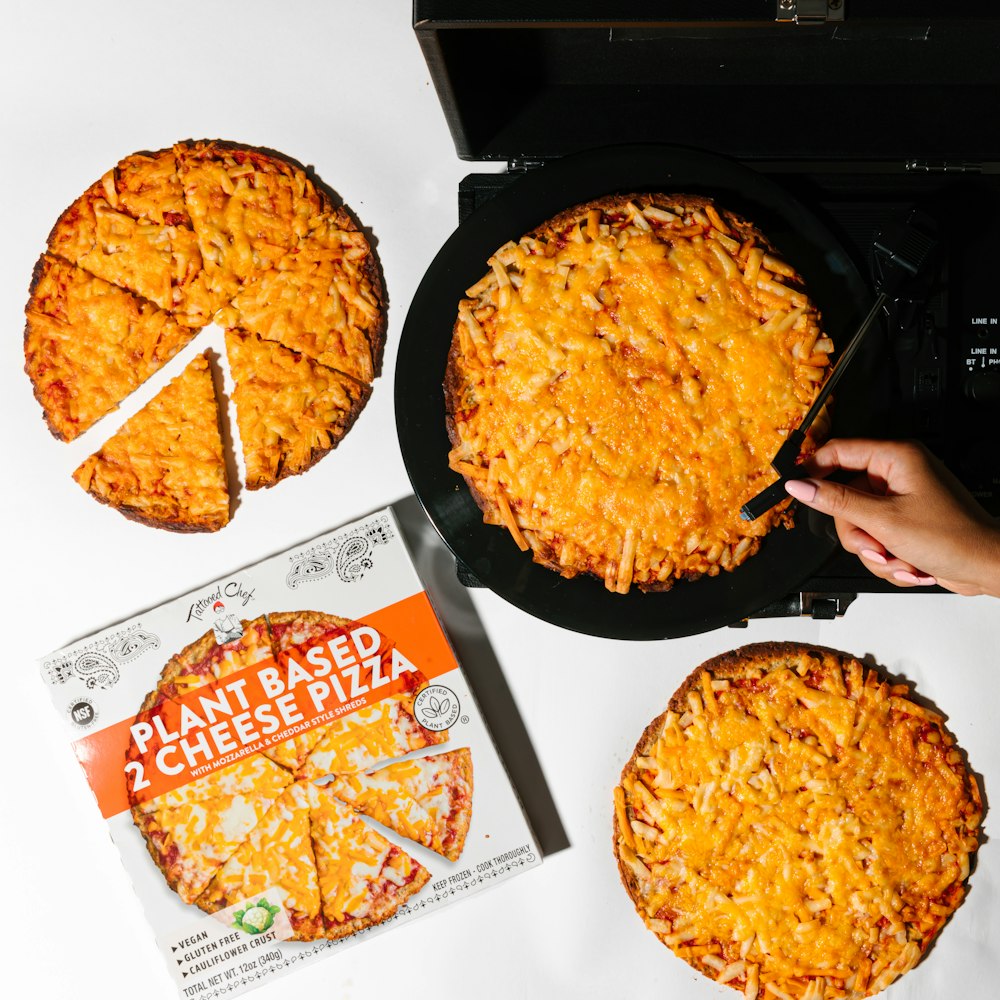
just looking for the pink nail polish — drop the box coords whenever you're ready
[860,548,888,565]
[785,479,817,502]
[894,570,921,584]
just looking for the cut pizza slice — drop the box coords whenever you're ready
[72,352,231,532]
[197,783,325,940]
[306,782,429,938]
[258,611,359,772]
[24,255,197,441]
[47,150,225,326]
[218,211,382,383]
[225,328,370,489]
[297,679,448,781]
[326,749,473,862]
[130,752,293,815]
[175,140,324,284]
[134,786,287,903]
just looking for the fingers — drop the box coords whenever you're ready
[831,510,937,587]
[806,438,930,490]
[784,477,891,534]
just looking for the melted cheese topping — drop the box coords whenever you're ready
[299,699,440,780]
[328,748,472,860]
[219,211,379,383]
[175,140,323,281]
[448,197,832,593]
[24,256,196,441]
[225,328,368,489]
[198,783,322,935]
[136,753,292,815]
[71,352,230,531]
[144,790,282,903]
[615,648,981,999]
[307,783,422,924]
[49,151,226,326]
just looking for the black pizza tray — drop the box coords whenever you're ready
[395,143,875,639]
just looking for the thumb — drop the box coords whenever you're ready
[784,478,892,533]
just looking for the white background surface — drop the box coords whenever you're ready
[1,4,998,999]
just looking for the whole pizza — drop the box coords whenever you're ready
[24,142,385,530]
[129,612,473,939]
[445,194,833,593]
[613,643,981,999]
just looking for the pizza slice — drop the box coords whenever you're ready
[306,782,429,938]
[71,352,231,532]
[257,612,357,772]
[134,786,286,903]
[326,749,473,861]
[131,752,293,815]
[197,783,325,940]
[175,140,324,283]
[217,211,382,383]
[24,255,197,441]
[47,151,224,326]
[297,676,448,781]
[225,328,370,489]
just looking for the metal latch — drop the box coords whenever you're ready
[776,0,845,24]
[729,591,858,626]
[905,160,983,174]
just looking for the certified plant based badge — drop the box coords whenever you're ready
[414,685,460,732]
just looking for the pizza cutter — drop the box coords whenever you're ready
[739,210,939,522]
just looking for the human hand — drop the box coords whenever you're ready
[783,438,1000,597]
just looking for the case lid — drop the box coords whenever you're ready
[414,2,1000,163]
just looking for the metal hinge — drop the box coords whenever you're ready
[775,0,844,24]
[730,591,858,626]
[905,160,983,174]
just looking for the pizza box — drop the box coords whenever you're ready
[39,507,540,999]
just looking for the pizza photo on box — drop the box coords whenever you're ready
[127,611,473,939]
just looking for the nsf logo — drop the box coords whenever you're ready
[67,697,98,729]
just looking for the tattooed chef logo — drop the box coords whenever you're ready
[211,601,245,645]
[413,685,460,732]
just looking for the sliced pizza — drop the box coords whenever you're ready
[225,328,370,488]
[175,140,324,284]
[198,783,325,941]
[135,787,286,903]
[24,255,197,441]
[326,749,473,862]
[306,782,429,938]
[259,611,359,772]
[298,682,447,781]
[218,211,382,383]
[130,753,293,815]
[71,351,231,532]
[47,150,224,326]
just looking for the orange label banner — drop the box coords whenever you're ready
[74,593,459,818]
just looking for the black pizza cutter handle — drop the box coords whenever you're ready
[740,211,939,523]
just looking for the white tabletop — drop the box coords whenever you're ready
[2,4,998,999]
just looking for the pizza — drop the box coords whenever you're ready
[445,194,833,593]
[24,254,196,442]
[128,611,472,941]
[71,352,230,532]
[613,642,982,999]
[25,140,385,527]
[327,748,473,861]
[225,328,370,489]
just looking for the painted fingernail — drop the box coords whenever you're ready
[893,570,936,585]
[860,548,888,565]
[785,479,817,502]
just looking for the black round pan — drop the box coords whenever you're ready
[396,144,873,640]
